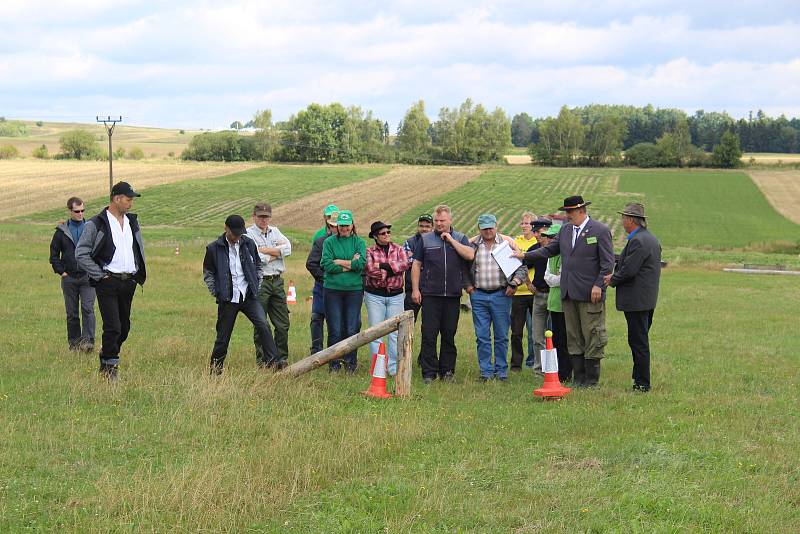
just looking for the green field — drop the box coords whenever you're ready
[1,166,799,531]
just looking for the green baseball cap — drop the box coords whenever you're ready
[336,210,353,225]
[542,223,561,237]
[323,204,339,216]
[477,213,497,230]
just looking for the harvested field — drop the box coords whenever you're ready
[504,154,532,165]
[0,159,259,219]
[748,170,800,224]
[272,166,483,233]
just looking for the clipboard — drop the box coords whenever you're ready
[490,241,523,280]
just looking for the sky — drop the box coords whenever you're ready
[1,0,799,130]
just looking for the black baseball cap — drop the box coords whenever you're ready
[110,181,141,198]
[418,213,433,223]
[224,214,247,236]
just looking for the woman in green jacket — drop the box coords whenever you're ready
[320,210,367,373]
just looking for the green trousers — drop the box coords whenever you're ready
[254,276,290,362]
[562,298,607,360]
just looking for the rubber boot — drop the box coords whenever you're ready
[584,358,601,388]
[99,363,118,382]
[570,354,586,387]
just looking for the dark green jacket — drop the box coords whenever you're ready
[321,234,366,291]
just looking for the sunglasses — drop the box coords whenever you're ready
[72,209,85,213]
[377,230,391,236]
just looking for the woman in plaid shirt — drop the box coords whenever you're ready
[364,220,410,376]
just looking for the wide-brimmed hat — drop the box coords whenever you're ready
[617,202,647,219]
[336,210,354,225]
[558,195,591,211]
[224,214,247,236]
[368,221,392,238]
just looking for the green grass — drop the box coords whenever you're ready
[619,170,800,249]
[24,164,389,229]
[3,166,800,531]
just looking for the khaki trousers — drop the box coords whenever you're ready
[562,298,608,360]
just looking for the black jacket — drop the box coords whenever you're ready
[76,208,147,286]
[203,234,262,302]
[416,229,471,297]
[305,233,328,284]
[50,222,85,277]
[610,227,662,312]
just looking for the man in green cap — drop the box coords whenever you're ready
[305,204,339,355]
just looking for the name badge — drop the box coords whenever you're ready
[586,237,598,245]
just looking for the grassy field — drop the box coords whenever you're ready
[1,166,799,531]
[0,120,196,159]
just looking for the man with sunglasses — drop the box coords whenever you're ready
[50,196,96,352]
[247,203,292,369]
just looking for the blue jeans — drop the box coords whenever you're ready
[364,291,405,376]
[470,289,512,378]
[324,288,363,370]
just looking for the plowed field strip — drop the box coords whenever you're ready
[748,171,800,224]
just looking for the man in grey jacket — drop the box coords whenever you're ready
[76,182,146,381]
[513,195,614,387]
[50,196,95,352]
[605,203,662,392]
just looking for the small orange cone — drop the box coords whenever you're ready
[286,281,297,305]
[368,342,384,376]
[534,330,571,399]
[362,344,392,399]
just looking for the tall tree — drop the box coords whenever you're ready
[711,131,743,168]
[511,112,535,147]
[397,100,431,164]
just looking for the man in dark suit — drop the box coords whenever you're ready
[604,203,661,392]
[512,195,614,387]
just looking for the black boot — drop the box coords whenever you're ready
[99,363,118,382]
[584,358,601,388]
[570,354,586,386]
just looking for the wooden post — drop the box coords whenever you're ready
[280,310,415,378]
[395,312,414,398]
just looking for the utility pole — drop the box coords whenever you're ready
[97,116,122,194]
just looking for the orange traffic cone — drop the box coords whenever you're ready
[534,330,571,399]
[368,342,384,376]
[286,281,297,305]
[362,344,392,399]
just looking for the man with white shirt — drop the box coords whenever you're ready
[246,203,292,369]
[76,182,147,381]
[203,214,279,375]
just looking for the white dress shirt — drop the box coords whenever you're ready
[228,239,249,303]
[104,211,137,274]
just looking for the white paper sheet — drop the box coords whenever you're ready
[490,241,523,280]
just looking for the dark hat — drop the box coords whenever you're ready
[224,214,247,236]
[532,217,552,230]
[110,181,140,198]
[253,202,272,216]
[558,195,591,211]
[418,213,433,223]
[368,221,392,238]
[617,202,647,219]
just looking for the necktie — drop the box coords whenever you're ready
[572,226,580,247]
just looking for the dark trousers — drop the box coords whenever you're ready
[509,295,534,369]
[310,282,325,354]
[404,291,421,322]
[625,309,655,388]
[95,276,137,366]
[61,274,96,345]
[550,311,572,381]
[419,296,461,379]
[254,276,290,363]
[211,293,278,369]
[324,288,363,370]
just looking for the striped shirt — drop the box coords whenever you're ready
[472,235,507,290]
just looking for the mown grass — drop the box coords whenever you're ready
[25,164,389,229]
[619,169,800,249]
[1,221,799,532]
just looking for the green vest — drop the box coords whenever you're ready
[547,255,562,313]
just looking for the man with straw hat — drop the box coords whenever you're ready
[604,202,662,392]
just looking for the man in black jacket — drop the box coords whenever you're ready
[605,203,662,392]
[305,225,332,355]
[76,182,146,381]
[203,215,279,374]
[50,196,96,352]
[402,213,433,321]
